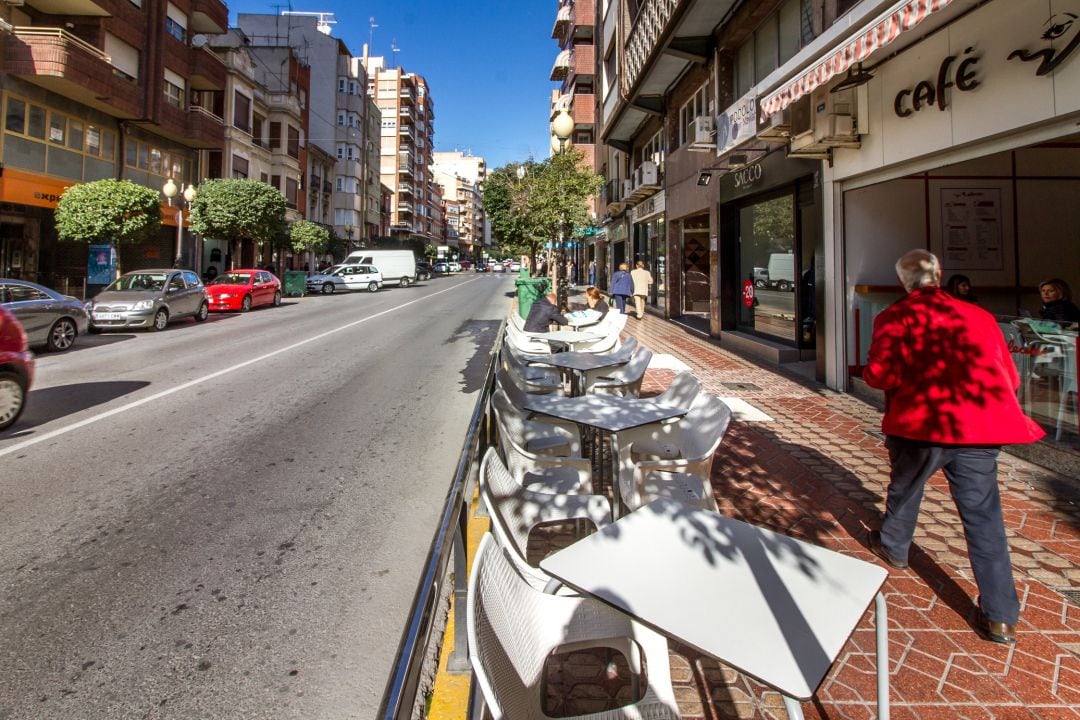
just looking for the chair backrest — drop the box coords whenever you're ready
[480,447,535,566]
[492,386,529,440]
[605,336,638,362]
[495,365,529,407]
[680,394,734,458]
[655,372,702,410]
[509,311,526,331]
[609,347,653,383]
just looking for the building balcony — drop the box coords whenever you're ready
[4,26,141,118]
[190,45,226,90]
[267,92,301,118]
[189,0,229,34]
[550,49,571,81]
[573,0,596,27]
[572,44,594,77]
[399,87,417,104]
[187,105,225,148]
[552,3,571,39]
[398,183,414,195]
[398,162,415,177]
[397,202,414,215]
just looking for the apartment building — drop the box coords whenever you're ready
[0,0,229,286]
[431,151,487,257]
[237,13,379,248]
[363,54,439,246]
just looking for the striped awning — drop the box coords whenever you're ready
[759,0,955,119]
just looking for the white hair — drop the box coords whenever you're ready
[895,249,940,292]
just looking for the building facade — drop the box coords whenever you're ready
[431,151,488,257]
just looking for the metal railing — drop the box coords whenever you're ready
[377,322,503,720]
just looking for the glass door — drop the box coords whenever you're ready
[737,192,797,343]
[681,214,710,314]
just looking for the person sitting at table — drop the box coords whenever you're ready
[582,286,609,318]
[524,292,568,333]
[945,274,978,304]
[1038,278,1080,323]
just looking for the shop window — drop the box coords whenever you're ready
[49,114,65,145]
[5,98,25,134]
[738,194,798,343]
[148,148,162,175]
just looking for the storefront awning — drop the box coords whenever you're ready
[759,0,955,118]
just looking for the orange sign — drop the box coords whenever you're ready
[0,168,73,209]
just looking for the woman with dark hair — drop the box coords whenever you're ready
[1038,278,1080,323]
[582,285,609,317]
[945,274,978,303]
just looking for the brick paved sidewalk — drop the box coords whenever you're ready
[555,309,1079,720]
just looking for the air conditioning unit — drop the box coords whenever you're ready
[634,160,658,188]
[688,115,715,151]
[757,106,791,143]
[812,87,861,148]
[622,178,633,197]
[789,95,813,139]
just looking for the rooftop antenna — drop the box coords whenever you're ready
[369,17,378,53]
[280,11,337,35]
[391,39,400,67]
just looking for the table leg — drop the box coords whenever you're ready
[875,591,890,720]
[781,695,804,720]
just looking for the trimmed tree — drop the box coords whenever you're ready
[188,179,286,270]
[289,219,329,271]
[54,179,162,273]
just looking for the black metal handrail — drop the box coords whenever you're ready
[377,321,504,720]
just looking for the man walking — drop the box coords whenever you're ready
[863,249,1043,644]
[630,261,653,320]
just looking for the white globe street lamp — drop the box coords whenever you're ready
[163,178,197,268]
[549,110,576,310]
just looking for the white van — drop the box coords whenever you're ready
[343,250,417,288]
[766,253,795,292]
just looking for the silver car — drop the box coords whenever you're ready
[0,278,89,352]
[86,269,209,332]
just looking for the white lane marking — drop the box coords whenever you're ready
[0,278,484,458]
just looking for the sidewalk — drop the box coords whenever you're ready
[435,305,1080,719]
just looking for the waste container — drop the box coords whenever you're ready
[515,277,551,319]
[283,270,307,298]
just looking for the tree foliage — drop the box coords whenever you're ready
[483,149,603,263]
[188,179,286,244]
[289,219,329,256]
[54,179,161,245]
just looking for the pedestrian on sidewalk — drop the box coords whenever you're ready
[862,249,1044,645]
[630,261,654,319]
[610,262,633,315]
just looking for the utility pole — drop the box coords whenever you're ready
[368,17,377,52]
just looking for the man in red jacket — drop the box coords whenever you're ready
[863,249,1044,645]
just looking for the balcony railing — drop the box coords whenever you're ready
[550,49,571,81]
[622,0,679,95]
[188,105,225,147]
[552,3,572,39]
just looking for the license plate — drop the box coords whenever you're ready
[94,312,122,320]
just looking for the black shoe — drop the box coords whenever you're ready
[867,530,909,570]
[973,606,1017,644]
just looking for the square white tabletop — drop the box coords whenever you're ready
[522,394,686,432]
[540,498,888,701]
[528,351,630,374]
[532,330,606,345]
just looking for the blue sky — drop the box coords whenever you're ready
[228,0,556,169]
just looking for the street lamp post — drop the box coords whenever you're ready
[344,224,354,256]
[551,110,575,311]
[163,178,197,269]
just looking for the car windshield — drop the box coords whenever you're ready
[212,273,252,285]
[109,273,167,292]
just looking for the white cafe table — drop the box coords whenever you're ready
[527,350,630,396]
[540,499,891,720]
[528,330,605,354]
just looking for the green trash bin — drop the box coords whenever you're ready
[283,270,307,297]
[515,277,551,319]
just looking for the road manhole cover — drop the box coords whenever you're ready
[722,382,762,392]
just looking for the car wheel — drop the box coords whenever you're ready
[241,295,252,313]
[46,318,77,352]
[776,280,791,292]
[368,281,379,292]
[272,291,282,307]
[0,371,27,431]
[195,303,209,322]
[322,282,335,295]
[400,277,411,288]
[151,308,169,331]
[754,279,767,288]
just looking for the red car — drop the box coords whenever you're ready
[205,269,282,313]
[0,304,34,431]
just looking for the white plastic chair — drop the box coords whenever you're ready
[585,348,654,397]
[496,367,580,442]
[479,448,611,592]
[497,412,593,495]
[998,322,1031,411]
[467,533,680,720]
[571,313,628,354]
[492,383,581,456]
[500,345,564,395]
[614,394,733,516]
[505,324,554,355]
[652,371,702,411]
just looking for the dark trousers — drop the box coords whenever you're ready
[880,436,1019,625]
[613,294,629,313]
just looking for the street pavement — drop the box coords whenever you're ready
[434,297,1080,720]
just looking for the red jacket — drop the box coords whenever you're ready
[862,287,1044,445]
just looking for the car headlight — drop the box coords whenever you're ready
[132,299,155,311]
[218,293,232,299]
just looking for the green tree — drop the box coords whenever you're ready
[188,179,286,268]
[289,219,329,269]
[55,179,161,246]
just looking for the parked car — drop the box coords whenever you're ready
[415,261,433,281]
[509,261,522,272]
[474,262,489,273]
[0,278,89,351]
[205,269,281,312]
[448,261,462,273]
[491,262,506,273]
[433,261,451,274]
[460,259,472,270]
[306,264,383,294]
[86,269,208,332]
[0,304,34,431]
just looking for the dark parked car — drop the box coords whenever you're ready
[86,269,208,332]
[0,278,89,351]
[474,263,489,273]
[0,304,34,431]
[415,262,433,281]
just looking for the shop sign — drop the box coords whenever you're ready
[631,191,665,223]
[1008,12,1080,76]
[732,162,764,190]
[716,93,757,155]
[742,279,755,307]
[894,47,980,117]
[0,168,73,209]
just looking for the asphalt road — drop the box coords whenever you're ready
[0,271,513,719]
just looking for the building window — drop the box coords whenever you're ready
[165,16,186,42]
[233,91,251,133]
[164,77,185,108]
[270,122,282,150]
[285,177,298,208]
[337,111,346,127]
[253,114,265,147]
[679,81,712,146]
[287,126,300,158]
[734,0,808,97]
[338,78,347,93]
[232,155,249,179]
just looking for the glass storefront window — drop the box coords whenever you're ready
[738,194,797,342]
[681,214,710,314]
[1000,316,1078,445]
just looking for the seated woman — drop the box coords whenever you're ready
[945,274,978,304]
[582,286,609,317]
[1038,278,1080,324]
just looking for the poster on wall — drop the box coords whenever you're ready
[940,188,1003,270]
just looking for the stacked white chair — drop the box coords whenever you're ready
[500,346,564,395]
[497,412,593,495]
[467,533,681,720]
[614,394,733,516]
[571,312,628,354]
[492,382,581,457]
[585,348,654,397]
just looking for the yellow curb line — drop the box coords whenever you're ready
[427,490,489,720]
